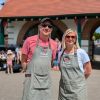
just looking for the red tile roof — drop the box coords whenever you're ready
[0,0,100,18]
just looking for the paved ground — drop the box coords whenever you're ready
[0,67,100,100]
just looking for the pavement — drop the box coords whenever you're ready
[0,67,100,100]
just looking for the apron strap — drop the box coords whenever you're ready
[36,35,51,49]
[60,47,77,60]
[74,47,77,57]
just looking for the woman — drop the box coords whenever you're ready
[58,29,92,100]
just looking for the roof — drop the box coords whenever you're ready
[0,0,100,19]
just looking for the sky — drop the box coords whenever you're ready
[0,0,5,10]
[95,27,100,33]
[0,0,5,4]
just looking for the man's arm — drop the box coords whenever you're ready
[21,54,27,72]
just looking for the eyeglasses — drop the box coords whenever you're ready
[66,36,76,39]
[41,23,53,29]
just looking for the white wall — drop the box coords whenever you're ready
[5,19,78,46]
[5,21,25,45]
[5,19,89,53]
[64,18,77,31]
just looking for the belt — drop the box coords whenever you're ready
[25,74,31,77]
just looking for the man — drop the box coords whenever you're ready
[21,18,57,100]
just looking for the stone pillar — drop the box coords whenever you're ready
[74,18,82,47]
[0,20,4,45]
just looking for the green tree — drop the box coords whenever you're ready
[93,32,100,40]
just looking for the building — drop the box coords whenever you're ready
[0,0,100,60]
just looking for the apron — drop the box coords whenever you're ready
[22,37,52,100]
[58,50,87,100]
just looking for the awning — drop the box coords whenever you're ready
[0,0,100,20]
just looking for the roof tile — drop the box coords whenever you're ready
[0,0,100,17]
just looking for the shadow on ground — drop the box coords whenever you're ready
[91,61,100,70]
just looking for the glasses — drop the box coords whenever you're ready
[66,36,76,39]
[41,23,53,29]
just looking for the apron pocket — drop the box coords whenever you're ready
[32,73,50,89]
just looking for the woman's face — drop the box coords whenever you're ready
[39,22,53,37]
[65,32,76,47]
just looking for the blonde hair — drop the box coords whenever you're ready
[62,28,80,49]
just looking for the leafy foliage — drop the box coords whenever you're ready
[93,32,100,40]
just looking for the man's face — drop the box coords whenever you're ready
[39,21,53,36]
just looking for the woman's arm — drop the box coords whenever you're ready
[84,61,92,79]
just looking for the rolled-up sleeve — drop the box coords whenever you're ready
[22,39,29,56]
